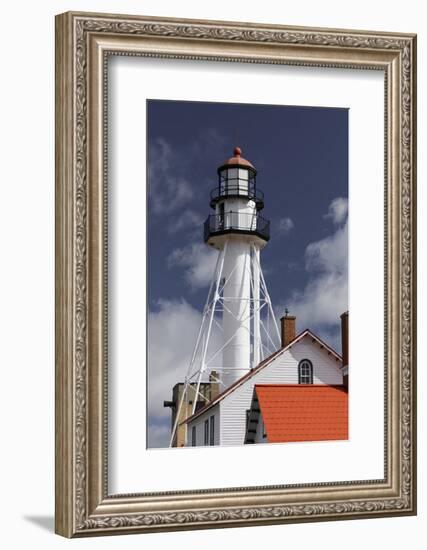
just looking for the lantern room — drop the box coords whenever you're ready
[204,147,270,246]
[210,147,264,210]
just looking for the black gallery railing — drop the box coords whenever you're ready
[209,184,265,207]
[204,212,270,242]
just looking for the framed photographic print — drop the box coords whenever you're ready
[55,11,417,537]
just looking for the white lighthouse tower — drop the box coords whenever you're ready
[169,147,280,446]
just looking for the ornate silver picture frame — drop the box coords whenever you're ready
[55,11,417,537]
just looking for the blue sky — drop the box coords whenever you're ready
[147,100,348,447]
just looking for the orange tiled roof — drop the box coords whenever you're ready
[255,384,348,443]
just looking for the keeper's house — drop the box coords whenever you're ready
[183,311,349,447]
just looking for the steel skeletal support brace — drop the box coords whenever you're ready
[169,243,280,447]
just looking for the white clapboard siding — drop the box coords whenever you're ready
[187,404,220,446]
[219,335,343,446]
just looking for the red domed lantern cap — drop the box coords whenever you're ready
[218,147,256,172]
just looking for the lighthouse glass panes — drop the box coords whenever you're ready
[218,166,254,198]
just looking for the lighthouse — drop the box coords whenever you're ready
[169,147,280,446]
[205,147,271,387]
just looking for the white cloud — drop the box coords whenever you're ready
[283,198,348,351]
[277,216,294,234]
[324,197,348,225]
[168,243,218,290]
[305,220,347,275]
[147,299,221,447]
[148,130,226,216]
[147,422,171,448]
[148,300,202,438]
[167,210,204,234]
[148,139,194,214]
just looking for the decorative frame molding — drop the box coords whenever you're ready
[55,11,417,537]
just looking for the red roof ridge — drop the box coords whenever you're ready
[300,329,343,360]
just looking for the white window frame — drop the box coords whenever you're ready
[298,359,313,384]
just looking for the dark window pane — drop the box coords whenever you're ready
[209,415,215,446]
[204,419,209,445]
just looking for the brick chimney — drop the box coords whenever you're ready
[280,311,296,348]
[341,311,349,388]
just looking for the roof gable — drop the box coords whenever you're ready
[183,329,342,425]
